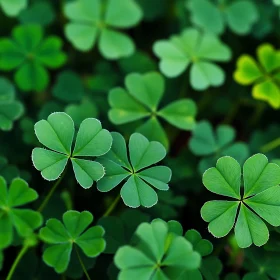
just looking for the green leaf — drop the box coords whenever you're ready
[0,0,27,17]
[40,210,105,273]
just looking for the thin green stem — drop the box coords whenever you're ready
[6,244,29,280]
[37,170,66,213]
[75,246,91,280]
[102,194,121,217]
[260,137,280,153]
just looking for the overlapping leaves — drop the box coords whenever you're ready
[109,71,197,148]
[0,24,66,91]
[97,132,172,208]
[40,210,105,273]
[201,154,280,248]
[64,0,142,59]
[0,176,42,249]
[234,44,280,109]
[153,28,232,90]
[32,112,112,188]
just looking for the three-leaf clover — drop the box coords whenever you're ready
[0,176,42,249]
[201,154,280,248]
[64,0,142,59]
[109,71,197,148]
[234,44,280,109]
[153,28,232,90]
[186,0,259,35]
[0,0,27,17]
[114,219,201,280]
[189,120,249,173]
[32,112,112,188]
[39,210,106,273]
[0,24,66,92]
[0,77,24,131]
[97,132,172,208]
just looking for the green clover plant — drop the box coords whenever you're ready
[0,24,66,92]
[114,219,201,280]
[189,120,249,173]
[153,28,232,90]
[0,0,27,17]
[0,176,42,249]
[39,210,105,273]
[186,0,259,35]
[234,44,280,109]
[32,112,112,188]
[201,154,280,248]
[109,71,197,148]
[0,77,24,131]
[97,132,172,208]
[64,0,142,59]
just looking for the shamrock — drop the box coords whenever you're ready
[186,0,259,35]
[64,0,142,59]
[153,28,232,90]
[0,176,42,249]
[184,229,222,279]
[189,120,249,174]
[0,0,27,17]
[108,71,197,148]
[234,44,280,109]
[97,132,172,208]
[0,77,24,131]
[201,154,280,248]
[39,210,106,273]
[0,24,67,92]
[114,219,201,280]
[32,112,112,188]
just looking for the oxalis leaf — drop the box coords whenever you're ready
[201,153,280,248]
[32,112,112,189]
[97,132,172,208]
[39,210,106,273]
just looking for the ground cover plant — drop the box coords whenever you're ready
[1,0,280,279]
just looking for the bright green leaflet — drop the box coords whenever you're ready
[189,120,249,174]
[234,44,280,109]
[0,24,66,92]
[114,219,201,280]
[153,28,232,90]
[187,0,259,35]
[0,176,42,249]
[201,154,280,248]
[0,0,27,17]
[39,210,105,273]
[0,77,24,131]
[64,0,143,59]
[97,132,172,208]
[108,71,197,148]
[32,112,112,189]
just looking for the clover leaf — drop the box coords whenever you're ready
[153,28,232,90]
[0,24,66,92]
[97,132,172,208]
[109,71,197,148]
[39,210,106,273]
[234,44,280,109]
[201,154,280,248]
[189,120,249,174]
[0,0,27,17]
[0,176,42,249]
[64,0,142,59]
[32,112,112,188]
[114,219,201,280]
[186,0,259,35]
[0,77,24,131]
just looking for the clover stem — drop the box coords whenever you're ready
[75,246,91,280]
[37,170,67,213]
[102,194,121,217]
[260,137,280,153]
[6,243,29,280]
